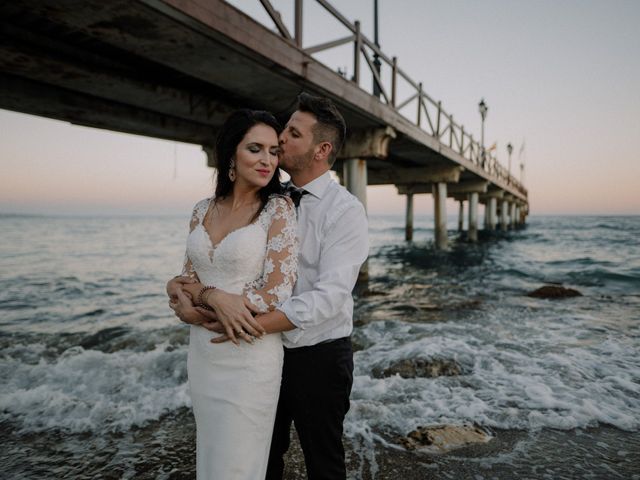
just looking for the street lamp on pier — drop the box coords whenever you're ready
[372,0,381,98]
[478,98,488,167]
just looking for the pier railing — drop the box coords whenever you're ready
[248,0,527,197]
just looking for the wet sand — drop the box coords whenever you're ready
[284,426,640,479]
[4,409,638,479]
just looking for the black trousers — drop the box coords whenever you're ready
[266,337,354,480]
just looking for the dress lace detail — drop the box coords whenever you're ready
[180,198,210,278]
[182,195,298,305]
[244,195,298,313]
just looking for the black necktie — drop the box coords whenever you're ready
[284,183,309,208]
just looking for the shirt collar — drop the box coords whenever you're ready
[295,171,332,199]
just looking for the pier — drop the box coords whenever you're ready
[0,0,528,248]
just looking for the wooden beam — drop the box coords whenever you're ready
[446,180,489,194]
[0,73,214,144]
[370,165,462,186]
[0,30,234,126]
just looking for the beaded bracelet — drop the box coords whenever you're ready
[196,285,216,311]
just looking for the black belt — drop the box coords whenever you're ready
[284,336,351,353]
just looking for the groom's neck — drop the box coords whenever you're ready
[290,165,330,188]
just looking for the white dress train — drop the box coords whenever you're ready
[181,195,298,479]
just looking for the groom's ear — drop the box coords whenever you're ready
[314,141,333,164]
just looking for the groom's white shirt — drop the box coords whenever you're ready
[278,171,369,348]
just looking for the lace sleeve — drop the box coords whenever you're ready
[180,199,208,279]
[244,196,298,313]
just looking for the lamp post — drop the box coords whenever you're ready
[372,0,381,98]
[507,142,513,182]
[478,98,488,166]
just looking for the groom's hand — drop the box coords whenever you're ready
[169,289,216,325]
[166,275,196,300]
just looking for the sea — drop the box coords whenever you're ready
[1,213,639,479]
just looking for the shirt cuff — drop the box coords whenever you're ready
[278,303,304,344]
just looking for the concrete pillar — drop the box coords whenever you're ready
[515,206,520,227]
[468,192,479,242]
[343,158,368,211]
[433,182,448,250]
[500,199,509,231]
[510,202,517,229]
[483,203,488,229]
[343,158,368,285]
[405,193,414,241]
[488,197,497,230]
[457,201,464,232]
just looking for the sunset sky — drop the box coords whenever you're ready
[1,0,639,216]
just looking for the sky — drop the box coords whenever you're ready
[1,0,639,216]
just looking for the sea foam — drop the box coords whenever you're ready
[345,309,640,445]
[0,342,189,433]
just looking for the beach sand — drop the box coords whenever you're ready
[3,407,639,479]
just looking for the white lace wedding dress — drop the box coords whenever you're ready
[181,194,298,479]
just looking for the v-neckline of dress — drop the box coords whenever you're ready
[199,197,262,253]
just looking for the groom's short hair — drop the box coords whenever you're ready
[296,92,346,166]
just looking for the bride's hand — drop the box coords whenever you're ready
[204,290,266,345]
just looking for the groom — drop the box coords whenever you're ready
[174,93,368,479]
[263,92,368,479]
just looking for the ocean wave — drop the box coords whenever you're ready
[0,343,189,433]
[345,314,640,442]
[565,268,640,288]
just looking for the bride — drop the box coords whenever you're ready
[166,109,298,479]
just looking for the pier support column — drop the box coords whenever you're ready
[468,192,479,242]
[488,197,497,230]
[343,158,368,211]
[510,202,517,229]
[339,127,397,290]
[483,203,489,229]
[433,182,448,250]
[405,193,414,241]
[515,206,521,228]
[458,201,464,232]
[344,158,368,284]
[500,200,509,231]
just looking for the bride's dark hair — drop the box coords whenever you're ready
[214,109,283,214]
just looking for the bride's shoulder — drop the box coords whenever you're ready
[257,195,295,230]
[266,193,295,212]
[190,196,213,221]
[193,196,213,209]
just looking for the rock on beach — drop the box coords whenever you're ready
[527,285,583,298]
[372,358,463,379]
[400,424,493,453]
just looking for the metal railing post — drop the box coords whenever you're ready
[353,20,361,84]
[417,82,422,126]
[391,56,397,108]
[295,0,303,47]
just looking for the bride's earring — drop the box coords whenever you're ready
[228,159,236,182]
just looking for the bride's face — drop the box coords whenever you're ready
[233,123,280,189]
